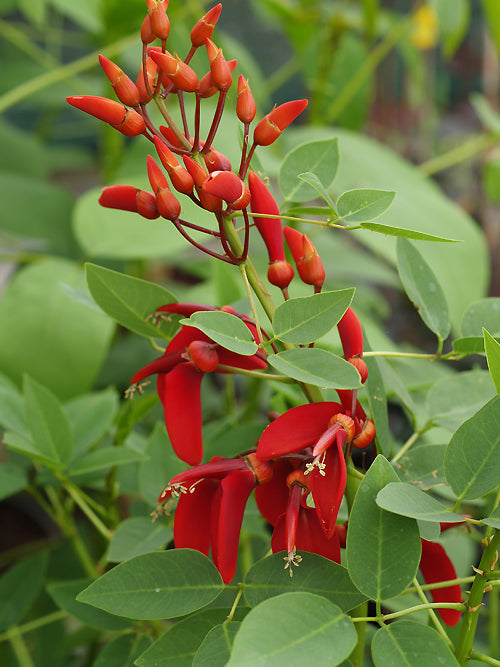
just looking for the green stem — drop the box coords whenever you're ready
[351,602,465,623]
[216,365,295,382]
[470,653,500,666]
[419,134,496,177]
[412,577,453,648]
[69,528,99,578]
[264,57,299,96]
[324,17,411,124]
[5,627,35,667]
[348,601,368,666]
[391,427,429,464]
[0,32,138,113]
[62,480,112,541]
[0,612,67,645]
[404,576,476,594]
[454,529,500,665]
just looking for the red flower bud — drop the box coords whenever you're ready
[148,49,199,93]
[267,261,295,290]
[203,171,251,210]
[205,38,232,92]
[183,156,222,212]
[156,189,181,220]
[146,0,170,40]
[98,55,140,108]
[203,146,232,172]
[351,419,375,449]
[283,226,324,289]
[253,99,308,146]
[159,125,192,149]
[141,14,156,44]
[237,75,256,124]
[99,185,159,219]
[347,357,368,384]
[66,96,146,136]
[337,307,364,360]
[136,57,159,104]
[187,340,219,372]
[190,3,222,47]
[199,59,237,98]
[154,137,195,195]
[147,154,170,193]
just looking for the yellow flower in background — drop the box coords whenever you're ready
[411,4,439,50]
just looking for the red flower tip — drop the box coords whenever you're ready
[267,260,294,290]
[283,226,324,288]
[98,55,140,107]
[248,171,289,268]
[141,15,156,44]
[135,57,159,104]
[99,185,159,219]
[205,39,232,91]
[154,137,194,195]
[183,156,222,212]
[347,357,368,383]
[337,307,364,359]
[156,188,181,220]
[187,340,219,372]
[147,49,199,93]
[203,147,232,173]
[203,171,251,209]
[191,3,223,47]
[237,76,256,124]
[146,0,170,40]
[253,99,308,146]
[66,95,146,136]
[146,154,169,193]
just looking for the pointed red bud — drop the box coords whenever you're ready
[66,96,146,136]
[337,307,364,359]
[159,125,193,149]
[284,226,324,288]
[187,340,219,372]
[267,260,295,290]
[347,356,368,383]
[156,189,181,220]
[203,171,251,210]
[351,419,375,450]
[153,137,195,195]
[183,156,222,212]
[99,185,159,219]
[237,76,256,123]
[182,155,209,188]
[146,0,170,40]
[199,59,237,98]
[205,39,232,91]
[98,55,140,108]
[148,49,199,92]
[253,99,308,146]
[191,3,222,46]
[147,154,170,193]
[141,14,156,44]
[203,147,232,172]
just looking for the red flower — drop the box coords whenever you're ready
[255,462,340,574]
[128,304,267,465]
[158,453,272,583]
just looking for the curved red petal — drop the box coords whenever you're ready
[419,540,462,627]
[213,469,255,583]
[255,459,295,526]
[161,362,204,465]
[166,326,211,353]
[217,348,267,371]
[174,478,217,554]
[271,505,341,563]
[310,440,347,537]
[256,402,343,460]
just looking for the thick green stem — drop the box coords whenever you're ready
[454,530,500,665]
[0,611,67,645]
[348,601,368,666]
[5,627,35,667]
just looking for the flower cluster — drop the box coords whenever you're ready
[69,0,463,625]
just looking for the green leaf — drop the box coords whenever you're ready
[372,621,460,666]
[396,444,447,490]
[193,622,240,666]
[86,263,178,340]
[94,634,152,667]
[181,311,258,356]
[452,336,497,355]
[337,189,395,223]
[279,138,339,202]
[346,455,421,601]
[358,223,459,242]
[77,550,224,620]
[426,369,495,431]
[23,375,74,467]
[244,553,367,613]
[0,462,28,501]
[483,328,500,392]
[297,172,337,212]
[444,394,500,501]
[47,579,132,631]
[0,553,48,632]
[135,608,247,667]
[470,92,500,135]
[0,259,114,400]
[227,592,356,667]
[107,518,173,563]
[364,337,390,456]
[268,348,362,389]
[461,297,500,336]
[376,482,464,523]
[272,289,354,344]
[433,0,470,57]
[482,506,500,530]
[397,238,450,340]
[64,389,119,457]
[69,446,147,476]
[0,374,27,435]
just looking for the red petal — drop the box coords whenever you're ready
[419,540,462,627]
[212,469,255,583]
[174,478,217,554]
[272,505,341,563]
[256,402,343,460]
[310,438,347,537]
[217,348,267,371]
[255,459,295,526]
[129,350,183,385]
[160,362,204,465]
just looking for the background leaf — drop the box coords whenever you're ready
[279,138,339,202]
[107,518,173,563]
[193,622,240,667]
[371,621,460,666]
